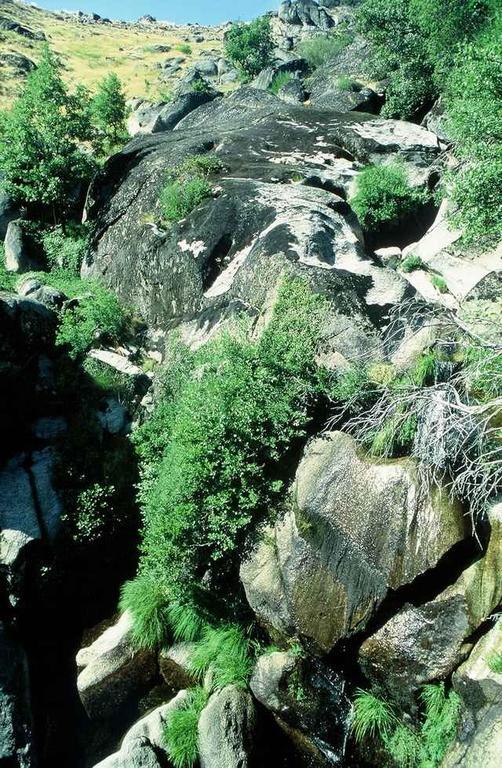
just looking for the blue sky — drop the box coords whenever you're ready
[35,1,274,25]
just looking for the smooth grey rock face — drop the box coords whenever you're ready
[198,685,256,768]
[278,0,333,30]
[127,91,216,135]
[158,643,196,690]
[250,651,298,715]
[76,612,157,719]
[85,95,437,344]
[241,431,466,652]
[0,184,22,241]
[4,220,39,274]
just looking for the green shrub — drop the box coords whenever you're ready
[352,683,462,767]
[41,224,89,274]
[401,254,426,273]
[91,72,128,151]
[176,43,192,55]
[52,276,128,359]
[189,625,254,690]
[164,686,208,768]
[351,164,427,233]
[191,77,211,94]
[70,483,115,543]
[297,32,351,70]
[224,16,274,79]
[337,75,359,92]
[119,573,171,649]
[268,71,294,95]
[357,0,489,118]
[159,177,211,223]
[167,601,209,643]
[131,278,328,614]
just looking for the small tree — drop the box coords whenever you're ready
[224,16,274,80]
[91,72,128,150]
[0,45,94,219]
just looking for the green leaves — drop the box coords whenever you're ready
[351,163,428,233]
[0,45,95,214]
[224,16,274,79]
[91,72,128,152]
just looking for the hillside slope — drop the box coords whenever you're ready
[0,0,227,107]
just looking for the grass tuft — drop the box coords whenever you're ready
[164,686,208,768]
[119,573,170,650]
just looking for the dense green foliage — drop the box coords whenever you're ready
[188,625,254,690]
[159,153,222,224]
[40,224,89,273]
[224,16,274,79]
[357,0,489,118]
[297,32,351,70]
[91,72,128,151]
[351,163,427,233]
[164,687,208,768]
[131,279,328,614]
[0,245,15,291]
[120,573,171,649]
[0,46,95,216]
[401,254,425,273]
[352,684,462,767]
[357,0,500,244]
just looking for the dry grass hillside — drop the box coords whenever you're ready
[0,0,227,108]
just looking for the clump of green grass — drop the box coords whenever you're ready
[159,152,222,224]
[167,600,208,643]
[351,163,428,234]
[119,573,171,650]
[431,274,448,293]
[352,683,462,768]
[164,686,208,768]
[176,43,192,55]
[0,245,16,291]
[297,32,351,69]
[159,177,211,223]
[488,651,502,674]
[268,71,294,95]
[189,625,254,691]
[337,75,359,92]
[401,254,426,273]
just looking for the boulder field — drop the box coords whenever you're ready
[1,2,501,768]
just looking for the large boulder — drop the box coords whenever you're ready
[359,498,502,706]
[278,1,333,30]
[127,91,216,135]
[1,449,62,604]
[4,220,39,274]
[250,651,349,765]
[93,691,188,767]
[76,612,157,719]
[0,185,22,240]
[84,95,436,342]
[241,431,466,652]
[441,622,502,768]
[198,685,256,768]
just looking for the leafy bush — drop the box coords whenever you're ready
[164,686,208,768]
[357,0,489,118]
[0,45,95,216]
[41,224,89,274]
[351,163,428,233]
[70,483,115,543]
[297,32,351,70]
[120,573,171,650]
[224,16,274,79]
[191,77,211,94]
[53,277,129,359]
[130,278,328,617]
[352,683,462,767]
[268,71,294,95]
[401,254,426,273]
[91,72,128,152]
